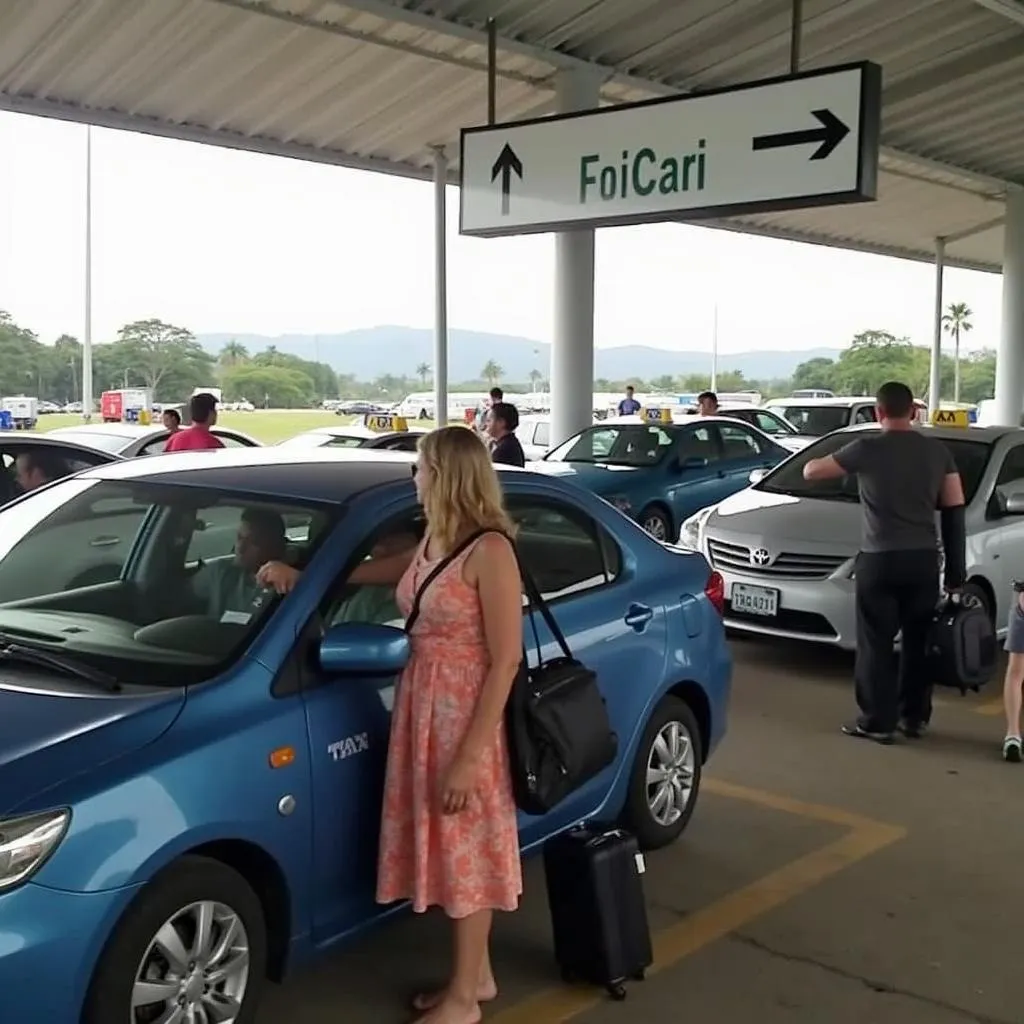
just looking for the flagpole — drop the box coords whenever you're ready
[83,124,94,422]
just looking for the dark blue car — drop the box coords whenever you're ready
[532,414,792,541]
[0,447,731,1023]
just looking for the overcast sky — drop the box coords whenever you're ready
[0,111,1004,355]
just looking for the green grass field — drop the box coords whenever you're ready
[36,410,412,445]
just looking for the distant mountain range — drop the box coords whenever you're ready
[197,326,841,382]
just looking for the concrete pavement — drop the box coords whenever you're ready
[257,637,1016,1024]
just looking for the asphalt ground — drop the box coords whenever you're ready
[256,636,1015,1024]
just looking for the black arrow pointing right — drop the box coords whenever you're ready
[751,108,850,161]
[491,142,523,215]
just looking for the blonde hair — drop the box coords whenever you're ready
[417,426,515,554]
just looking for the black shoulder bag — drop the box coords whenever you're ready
[505,553,619,816]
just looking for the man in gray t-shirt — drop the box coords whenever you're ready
[802,381,966,744]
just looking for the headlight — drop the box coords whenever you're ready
[679,506,715,551]
[0,809,70,890]
[607,495,632,514]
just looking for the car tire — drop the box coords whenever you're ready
[638,505,672,543]
[84,855,267,1024]
[621,695,703,851]
[418,407,429,420]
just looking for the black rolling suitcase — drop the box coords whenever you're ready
[543,826,653,1000]
[926,597,997,693]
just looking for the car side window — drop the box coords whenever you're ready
[324,437,365,448]
[718,424,764,458]
[993,446,1024,507]
[674,426,719,464]
[215,433,250,448]
[507,497,621,602]
[534,422,550,447]
[754,411,786,434]
[853,405,877,424]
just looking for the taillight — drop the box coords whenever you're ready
[705,570,725,615]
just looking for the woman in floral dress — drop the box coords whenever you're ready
[259,425,523,1024]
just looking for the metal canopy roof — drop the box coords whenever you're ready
[2,0,1022,272]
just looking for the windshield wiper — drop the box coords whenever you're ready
[0,637,121,693]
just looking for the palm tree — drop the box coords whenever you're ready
[415,362,431,385]
[528,368,542,392]
[219,340,249,367]
[941,302,973,404]
[480,360,503,386]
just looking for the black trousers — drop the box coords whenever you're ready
[853,549,939,732]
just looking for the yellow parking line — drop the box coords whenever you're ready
[490,780,906,1024]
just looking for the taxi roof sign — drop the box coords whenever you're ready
[930,408,970,428]
[363,412,408,432]
[642,407,673,424]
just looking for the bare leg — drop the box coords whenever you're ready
[416,911,493,1024]
[411,931,496,1011]
[1003,652,1024,745]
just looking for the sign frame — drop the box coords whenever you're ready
[459,61,882,239]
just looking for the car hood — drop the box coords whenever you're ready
[0,676,184,814]
[531,460,644,492]
[707,487,862,553]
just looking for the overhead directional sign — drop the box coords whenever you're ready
[460,62,881,238]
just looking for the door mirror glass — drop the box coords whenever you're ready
[319,623,410,676]
[748,468,767,485]
[1004,491,1024,516]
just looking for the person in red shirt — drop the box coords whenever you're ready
[164,393,225,452]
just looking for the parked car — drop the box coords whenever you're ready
[714,405,811,453]
[278,419,426,452]
[47,423,261,457]
[0,434,126,506]
[0,446,730,1022]
[532,414,791,541]
[515,413,555,460]
[678,422,1015,649]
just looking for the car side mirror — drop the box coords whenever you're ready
[319,623,410,677]
[748,468,767,485]
[1004,491,1024,516]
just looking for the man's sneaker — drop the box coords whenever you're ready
[1003,736,1022,763]
[841,722,895,745]
[899,721,928,739]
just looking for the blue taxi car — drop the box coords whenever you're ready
[533,412,792,542]
[0,447,731,1023]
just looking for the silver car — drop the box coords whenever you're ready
[677,423,1024,649]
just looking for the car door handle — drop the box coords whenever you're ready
[624,603,653,630]
[89,536,120,548]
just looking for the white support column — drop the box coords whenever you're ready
[431,145,449,427]
[551,70,602,447]
[994,190,1024,427]
[928,238,945,417]
[82,125,94,422]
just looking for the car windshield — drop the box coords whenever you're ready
[0,477,335,686]
[757,431,991,504]
[50,429,133,453]
[770,405,857,436]
[546,424,676,466]
[726,409,797,436]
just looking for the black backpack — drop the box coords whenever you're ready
[925,597,997,694]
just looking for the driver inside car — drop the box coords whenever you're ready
[193,508,288,622]
[330,530,419,625]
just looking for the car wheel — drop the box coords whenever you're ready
[418,407,429,420]
[84,855,267,1024]
[622,696,703,850]
[638,505,672,542]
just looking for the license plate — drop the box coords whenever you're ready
[731,583,779,617]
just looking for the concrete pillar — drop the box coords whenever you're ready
[550,70,602,447]
[927,238,945,417]
[993,190,1024,427]
[432,146,449,427]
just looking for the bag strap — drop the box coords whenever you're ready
[404,529,489,633]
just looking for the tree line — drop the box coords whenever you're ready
[0,312,996,409]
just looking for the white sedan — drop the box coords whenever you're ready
[678,422,1022,649]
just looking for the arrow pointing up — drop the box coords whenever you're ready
[751,108,850,161]
[491,142,523,215]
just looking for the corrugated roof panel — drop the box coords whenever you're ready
[0,0,1019,271]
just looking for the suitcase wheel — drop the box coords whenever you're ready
[606,983,628,1001]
